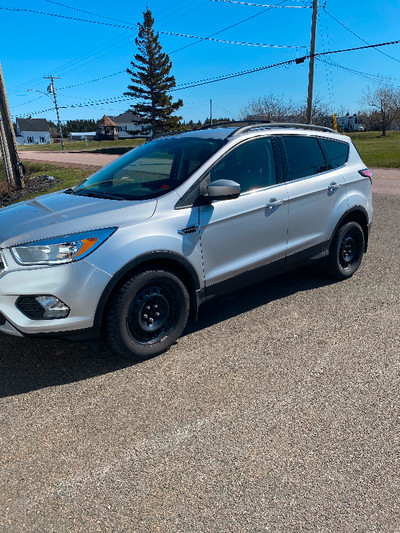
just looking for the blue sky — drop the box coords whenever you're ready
[2,0,400,124]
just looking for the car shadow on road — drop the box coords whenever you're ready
[184,265,335,336]
[0,266,335,398]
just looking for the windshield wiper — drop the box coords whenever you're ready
[71,189,125,201]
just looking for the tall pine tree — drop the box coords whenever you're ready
[125,9,183,137]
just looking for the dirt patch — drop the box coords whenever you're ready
[0,175,62,208]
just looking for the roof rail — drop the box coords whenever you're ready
[229,122,338,137]
[198,119,271,131]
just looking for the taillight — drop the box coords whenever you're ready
[359,168,373,182]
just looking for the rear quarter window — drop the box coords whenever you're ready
[321,138,349,170]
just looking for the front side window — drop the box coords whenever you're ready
[71,136,226,201]
[282,136,326,181]
[210,137,277,193]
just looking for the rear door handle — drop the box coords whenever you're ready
[266,198,284,210]
[328,181,341,192]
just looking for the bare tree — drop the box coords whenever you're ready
[240,93,331,126]
[363,85,400,136]
[239,94,295,122]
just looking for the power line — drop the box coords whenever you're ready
[317,57,399,85]
[168,0,290,54]
[211,0,311,7]
[10,95,44,108]
[23,36,400,117]
[160,29,307,48]
[0,5,136,29]
[58,71,126,91]
[323,6,400,65]
[0,5,304,51]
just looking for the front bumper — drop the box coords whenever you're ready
[0,257,111,337]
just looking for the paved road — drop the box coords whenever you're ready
[19,150,399,194]
[0,192,399,532]
[19,150,118,169]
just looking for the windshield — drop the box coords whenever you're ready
[71,136,226,201]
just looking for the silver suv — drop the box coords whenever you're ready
[0,124,372,360]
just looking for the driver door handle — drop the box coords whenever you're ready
[266,198,284,210]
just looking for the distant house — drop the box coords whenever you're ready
[95,115,118,141]
[110,110,149,138]
[336,114,364,132]
[15,118,51,145]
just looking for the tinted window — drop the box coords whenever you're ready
[72,136,225,201]
[321,138,349,169]
[282,136,326,180]
[210,137,277,193]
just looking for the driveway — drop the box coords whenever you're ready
[0,191,399,532]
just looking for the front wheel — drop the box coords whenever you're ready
[328,221,365,280]
[105,269,190,361]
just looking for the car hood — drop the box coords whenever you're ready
[0,190,157,248]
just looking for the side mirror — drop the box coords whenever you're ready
[207,179,241,201]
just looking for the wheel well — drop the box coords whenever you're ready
[336,209,369,252]
[96,258,199,331]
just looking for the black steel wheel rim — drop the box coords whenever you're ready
[339,232,358,269]
[128,285,175,344]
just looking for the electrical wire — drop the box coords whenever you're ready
[0,5,303,51]
[211,0,311,7]
[168,0,290,54]
[323,6,400,65]
[160,29,306,48]
[58,71,126,91]
[317,57,399,85]
[23,36,400,117]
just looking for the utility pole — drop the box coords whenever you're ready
[305,0,318,124]
[210,99,213,126]
[43,75,65,150]
[0,61,23,190]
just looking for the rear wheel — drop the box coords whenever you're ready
[105,269,190,361]
[328,221,365,280]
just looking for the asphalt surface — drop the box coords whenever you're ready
[1,192,399,532]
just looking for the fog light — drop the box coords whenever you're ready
[35,296,70,319]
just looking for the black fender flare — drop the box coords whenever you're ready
[328,205,370,252]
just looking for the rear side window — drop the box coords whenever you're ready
[321,138,349,170]
[282,136,326,180]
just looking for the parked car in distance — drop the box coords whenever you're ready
[0,123,373,360]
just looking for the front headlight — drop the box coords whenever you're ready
[11,228,116,265]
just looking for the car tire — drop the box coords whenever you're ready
[328,221,365,280]
[105,269,190,361]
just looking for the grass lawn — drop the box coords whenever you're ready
[0,162,94,204]
[348,130,400,168]
[18,138,146,153]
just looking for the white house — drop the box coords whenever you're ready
[110,110,149,138]
[336,114,364,132]
[16,118,51,145]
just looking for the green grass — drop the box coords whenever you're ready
[1,162,93,204]
[348,130,400,168]
[18,138,146,152]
